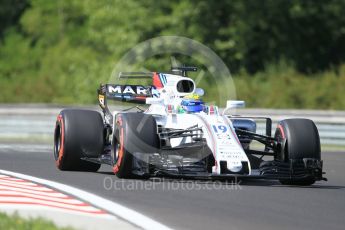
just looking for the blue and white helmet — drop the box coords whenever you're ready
[180,94,204,113]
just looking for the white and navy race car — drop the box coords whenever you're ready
[54,65,326,185]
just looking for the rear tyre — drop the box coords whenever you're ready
[275,118,320,185]
[112,113,159,179]
[54,109,103,171]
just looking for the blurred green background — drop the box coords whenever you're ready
[1,0,345,109]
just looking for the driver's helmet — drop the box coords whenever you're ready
[180,94,204,113]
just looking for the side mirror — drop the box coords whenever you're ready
[223,100,245,115]
[146,98,164,105]
[226,100,245,109]
[195,88,205,96]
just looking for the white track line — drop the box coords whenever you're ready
[0,169,172,230]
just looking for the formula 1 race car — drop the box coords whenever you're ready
[54,65,326,185]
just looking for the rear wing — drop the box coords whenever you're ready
[97,83,155,123]
[118,65,198,78]
[118,72,153,79]
[98,84,154,105]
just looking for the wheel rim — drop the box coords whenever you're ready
[274,125,286,161]
[54,124,61,160]
[114,142,120,163]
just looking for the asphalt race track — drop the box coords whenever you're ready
[0,144,344,230]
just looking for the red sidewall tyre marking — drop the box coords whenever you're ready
[56,115,65,168]
[113,116,124,174]
[277,124,286,139]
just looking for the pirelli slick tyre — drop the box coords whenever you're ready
[54,109,103,171]
[112,113,159,179]
[275,118,321,185]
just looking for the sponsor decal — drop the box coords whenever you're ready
[151,87,160,98]
[98,94,105,108]
[107,85,148,95]
[216,133,232,140]
[159,73,168,85]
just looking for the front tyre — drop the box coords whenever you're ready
[275,118,321,185]
[54,109,103,171]
[112,113,159,179]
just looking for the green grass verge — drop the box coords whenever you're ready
[0,212,74,230]
[1,56,345,110]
